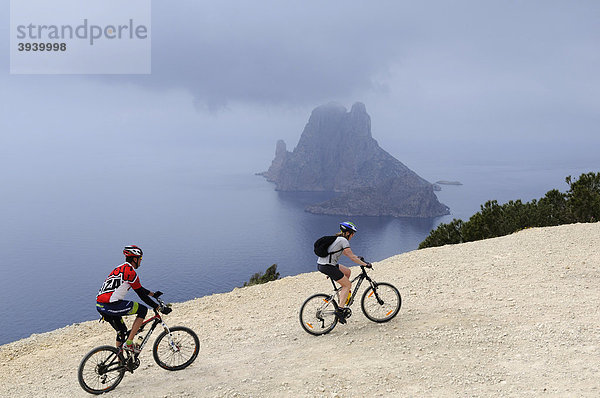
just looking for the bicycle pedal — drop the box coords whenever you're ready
[335,308,350,324]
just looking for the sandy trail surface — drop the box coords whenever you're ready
[1,223,599,397]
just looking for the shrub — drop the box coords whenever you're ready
[418,218,463,249]
[419,172,600,249]
[566,172,600,223]
[243,264,280,287]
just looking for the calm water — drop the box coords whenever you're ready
[0,162,594,345]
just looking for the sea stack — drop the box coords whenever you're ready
[259,102,449,218]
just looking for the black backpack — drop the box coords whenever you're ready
[314,235,343,258]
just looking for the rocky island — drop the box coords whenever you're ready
[259,102,449,218]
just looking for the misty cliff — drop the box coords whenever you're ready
[259,102,449,218]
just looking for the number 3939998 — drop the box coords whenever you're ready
[17,42,67,51]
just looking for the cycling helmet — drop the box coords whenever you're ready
[123,245,143,257]
[340,221,357,233]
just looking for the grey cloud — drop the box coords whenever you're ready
[109,1,413,109]
[128,0,600,115]
[2,0,599,149]
[4,0,599,115]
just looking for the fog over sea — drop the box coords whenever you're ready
[0,152,595,345]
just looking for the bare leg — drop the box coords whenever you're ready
[337,265,352,306]
[127,316,145,342]
[336,275,351,309]
[339,264,351,279]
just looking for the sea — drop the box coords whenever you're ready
[0,158,595,345]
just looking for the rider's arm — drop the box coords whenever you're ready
[343,247,369,266]
[134,286,159,310]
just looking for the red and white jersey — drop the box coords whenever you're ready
[97,262,142,303]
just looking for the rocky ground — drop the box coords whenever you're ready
[1,223,599,397]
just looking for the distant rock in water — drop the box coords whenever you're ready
[436,180,463,186]
[259,102,449,218]
[260,139,288,182]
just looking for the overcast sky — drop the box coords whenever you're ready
[1,0,599,179]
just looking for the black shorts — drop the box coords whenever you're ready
[318,264,344,281]
[96,301,148,342]
[96,300,140,317]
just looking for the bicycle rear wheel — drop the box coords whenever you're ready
[78,345,125,394]
[153,326,199,371]
[361,282,401,323]
[299,293,338,335]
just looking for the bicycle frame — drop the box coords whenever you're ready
[125,297,174,355]
[327,266,376,308]
[97,312,173,375]
[132,312,171,353]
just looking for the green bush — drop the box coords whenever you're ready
[566,172,600,223]
[243,264,280,287]
[419,172,600,249]
[418,218,463,248]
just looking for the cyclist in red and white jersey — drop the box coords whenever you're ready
[96,245,170,353]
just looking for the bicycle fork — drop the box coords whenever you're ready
[161,321,181,353]
[367,281,385,305]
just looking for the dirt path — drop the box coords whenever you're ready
[1,223,599,397]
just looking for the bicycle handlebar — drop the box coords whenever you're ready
[358,257,372,269]
[154,297,172,314]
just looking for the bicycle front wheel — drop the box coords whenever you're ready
[361,282,401,323]
[153,326,199,371]
[299,293,338,336]
[78,345,125,395]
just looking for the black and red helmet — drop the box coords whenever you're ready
[123,245,143,257]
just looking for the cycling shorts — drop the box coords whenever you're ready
[96,300,141,317]
[96,301,148,342]
[317,264,345,281]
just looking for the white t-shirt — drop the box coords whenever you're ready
[317,236,350,265]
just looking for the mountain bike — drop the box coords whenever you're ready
[299,264,401,335]
[78,297,199,395]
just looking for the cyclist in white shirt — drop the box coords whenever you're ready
[317,221,371,323]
